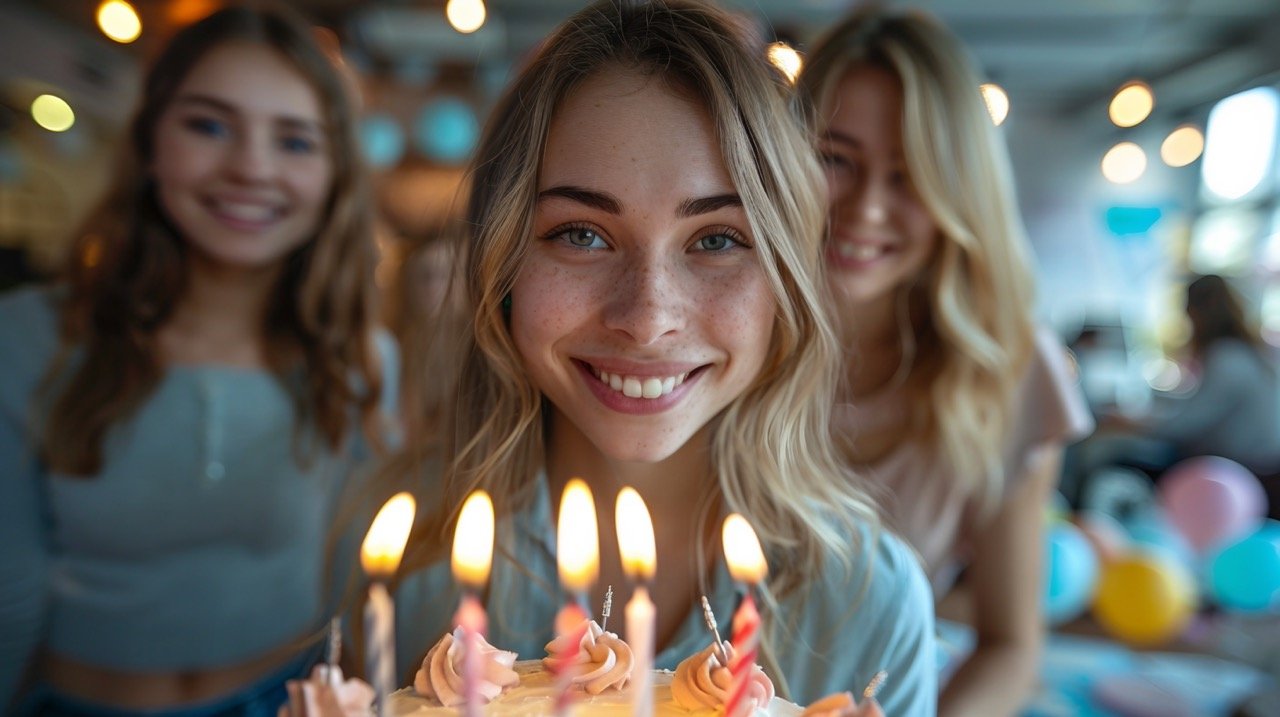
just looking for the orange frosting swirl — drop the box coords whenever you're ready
[671,643,774,712]
[541,619,634,695]
[413,626,519,705]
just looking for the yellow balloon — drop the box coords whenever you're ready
[1093,553,1196,646]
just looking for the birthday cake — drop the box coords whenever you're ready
[386,623,803,717]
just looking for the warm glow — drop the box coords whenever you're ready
[1161,124,1204,168]
[97,0,141,44]
[766,42,802,84]
[361,492,416,578]
[31,94,75,133]
[446,0,486,34]
[452,490,494,589]
[615,487,656,582]
[1101,142,1147,184]
[557,478,599,592]
[722,514,768,585]
[980,83,1009,126]
[1110,80,1154,128]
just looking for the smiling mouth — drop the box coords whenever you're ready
[585,363,696,399]
[835,242,888,261]
[206,199,285,224]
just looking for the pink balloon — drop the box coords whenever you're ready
[1159,457,1268,553]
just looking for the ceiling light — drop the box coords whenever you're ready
[1101,142,1146,184]
[1160,124,1203,168]
[446,0,486,34]
[1110,80,1154,128]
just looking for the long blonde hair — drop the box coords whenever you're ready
[798,7,1036,516]
[395,0,879,666]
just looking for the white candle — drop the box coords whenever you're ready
[616,487,657,717]
[452,490,495,717]
[361,492,417,717]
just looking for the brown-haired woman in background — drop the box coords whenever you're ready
[0,5,397,714]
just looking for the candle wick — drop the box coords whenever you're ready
[601,585,614,632]
[699,595,728,666]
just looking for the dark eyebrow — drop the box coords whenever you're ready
[677,193,741,218]
[823,129,863,149]
[171,93,324,133]
[537,186,622,214]
[538,186,741,219]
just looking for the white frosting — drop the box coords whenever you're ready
[388,661,801,716]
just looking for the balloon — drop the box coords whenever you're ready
[1093,553,1196,646]
[1160,456,1267,553]
[359,114,406,170]
[1208,520,1280,612]
[1043,522,1100,625]
[1074,510,1128,564]
[414,97,479,164]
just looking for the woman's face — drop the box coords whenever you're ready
[151,42,333,273]
[818,65,937,312]
[510,70,775,463]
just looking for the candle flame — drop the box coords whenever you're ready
[557,478,599,592]
[615,487,657,581]
[361,492,416,578]
[721,513,768,585]
[451,490,495,589]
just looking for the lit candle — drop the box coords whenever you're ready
[452,490,495,717]
[552,478,599,717]
[616,487,656,717]
[361,492,417,717]
[722,513,768,717]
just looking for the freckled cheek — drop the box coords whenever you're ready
[510,263,598,360]
[701,271,775,355]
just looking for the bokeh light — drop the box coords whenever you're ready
[1110,80,1154,128]
[1101,142,1146,184]
[446,0,486,34]
[766,42,802,84]
[31,94,75,132]
[1161,124,1204,168]
[96,0,141,44]
[980,83,1009,126]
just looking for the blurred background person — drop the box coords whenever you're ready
[797,7,1093,716]
[0,5,396,714]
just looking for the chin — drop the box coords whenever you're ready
[590,433,691,465]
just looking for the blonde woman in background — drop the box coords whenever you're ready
[378,1,935,714]
[798,7,1093,716]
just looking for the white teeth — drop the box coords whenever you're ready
[837,243,883,261]
[594,367,690,400]
[213,201,279,223]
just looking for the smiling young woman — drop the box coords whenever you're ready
[380,2,937,715]
[0,5,397,715]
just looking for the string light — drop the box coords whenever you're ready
[980,83,1009,126]
[446,0,486,34]
[97,0,141,44]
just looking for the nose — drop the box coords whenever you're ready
[857,177,889,224]
[224,131,276,184]
[602,252,686,345]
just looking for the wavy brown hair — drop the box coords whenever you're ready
[797,6,1037,516]
[42,3,383,475]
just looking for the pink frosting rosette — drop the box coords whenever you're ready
[671,643,774,712]
[413,626,520,705]
[301,665,375,717]
[540,619,634,694]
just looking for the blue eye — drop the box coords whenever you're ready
[280,135,318,154]
[554,227,607,249]
[185,116,229,138]
[695,232,743,252]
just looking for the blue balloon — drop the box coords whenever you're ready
[1210,521,1280,612]
[1125,508,1196,569]
[414,97,479,164]
[1044,522,1100,625]
[359,114,406,169]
